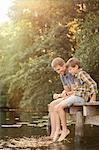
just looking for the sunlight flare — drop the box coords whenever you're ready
[0,0,13,23]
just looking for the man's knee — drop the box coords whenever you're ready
[55,104,63,112]
[48,103,55,112]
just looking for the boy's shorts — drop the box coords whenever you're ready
[60,95,84,108]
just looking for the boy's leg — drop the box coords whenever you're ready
[48,98,64,138]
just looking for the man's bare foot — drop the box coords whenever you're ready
[50,133,54,139]
[53,131,60,142]
[57,129,70,142]
[50,129,61,140]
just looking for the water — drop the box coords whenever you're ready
[0,109,99,149]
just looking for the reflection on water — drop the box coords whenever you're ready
[48,142,73,150]
[0,109,99,150]
[0,108,48,138]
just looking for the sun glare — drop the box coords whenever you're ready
[0,0,13,23]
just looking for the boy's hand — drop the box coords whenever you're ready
[89,99,96,104]
[89,94,96,103]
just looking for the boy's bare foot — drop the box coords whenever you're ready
[57,129,70,142]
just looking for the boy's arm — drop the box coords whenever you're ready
[90,94,96,103]
[80,71,97,102]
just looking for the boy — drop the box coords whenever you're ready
[54,57,97,142]
[48,57,75,140]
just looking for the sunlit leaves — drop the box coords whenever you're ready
[75,13,99,85]
[0,0,99,111]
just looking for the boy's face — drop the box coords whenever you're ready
[68,65,79,75]
[53,64,66,75]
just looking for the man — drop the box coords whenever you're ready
[48,57,75,142]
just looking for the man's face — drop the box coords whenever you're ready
[68,65,78,75]
[54,64,66,75]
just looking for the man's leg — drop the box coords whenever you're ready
[48,98,64,138]
[55,95,84,141]
[55,104,70,142]
[52,110,61,142]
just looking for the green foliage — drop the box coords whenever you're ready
[75,13,99,86]
[7,55,63,112]
[0,0,99,113]
[0,0,74,111]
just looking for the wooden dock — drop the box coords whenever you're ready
[47,101,99,141]
[69,101,99,138]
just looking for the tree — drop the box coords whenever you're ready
[0,0,98,113]
[75,13,99,86]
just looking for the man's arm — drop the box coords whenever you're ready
[53,85,71,99]
[62,85,71,97]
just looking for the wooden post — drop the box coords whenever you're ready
[75,111,84,142]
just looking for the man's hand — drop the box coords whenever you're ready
[53,93,61,99]
[66,91,73,96]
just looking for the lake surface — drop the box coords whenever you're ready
[0,109,99,149]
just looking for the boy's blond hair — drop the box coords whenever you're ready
[51,57,65,68]
[66,57,80,68]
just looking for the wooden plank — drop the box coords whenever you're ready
[85,115,99,126]
[84,101,99,106]
[70,101,99,116]
[73,101,99,106]
[83,105,99,116]
[70,106,83,115]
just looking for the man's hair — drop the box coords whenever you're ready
[66,57,80,68]
[51,57,65,68]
